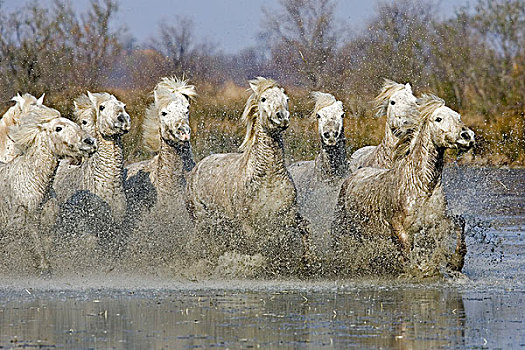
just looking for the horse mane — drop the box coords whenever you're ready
[142,77,197,153]
[417,93,446,122]
[240,77,279,151]
[393,93,446,161]
[155,76,197,106]
[310,91,337,120]
[0,94,42,150]
[72,92,115,124]
[374,79,408,118]
[142,105,160,153]
[72,94,95,124]
[8,107,61,154]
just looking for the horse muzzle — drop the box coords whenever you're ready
[273,111,290,128]
[456,127,475,150]
[115,113,131,133]
[79,136,98,155]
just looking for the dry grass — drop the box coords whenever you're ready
[2,82,522,167]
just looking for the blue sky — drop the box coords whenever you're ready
[4,0,470,53]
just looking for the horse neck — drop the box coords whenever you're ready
[245,120,288,182]
[16,135,58,211]
[152,139,195,201]
[0,106,19,156]
[86,132,125,203]
[398,122,444,198]
[315,138,348,179]
[374,124,397,167]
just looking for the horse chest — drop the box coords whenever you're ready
[243,176,295,218]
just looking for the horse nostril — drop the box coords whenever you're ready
[461,131,471,140]
[323,132,330,139]
[276,112,283,120]
[84,137,94,145]
[334,131,339,138]
[117,115,125,123]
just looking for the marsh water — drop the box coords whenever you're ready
[0,167,523,349]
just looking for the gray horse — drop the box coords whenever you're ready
[332,94,475,277]
[288,92,348,258]
[186,77,310,276]
[349,80,419,171]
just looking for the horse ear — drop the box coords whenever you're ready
[37,93,45,105]
[181,93,190,101]
[249,81,258,93]
[154,91,159,105]
[405,83,412,94]
[337,101,344,112]
[11,93,25,107]
[87,91,97,109]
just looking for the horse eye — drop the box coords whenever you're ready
[82,120,88,125]
[316,114,321,119]
[55,127,62,132]
[161,111,167,116]
[99,105,105,111]
[261,97,266,102]
[390,101,396,105]
[435,117,442,122]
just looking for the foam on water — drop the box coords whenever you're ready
[0,167,521,289]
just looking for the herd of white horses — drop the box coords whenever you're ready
[0,76,475,278]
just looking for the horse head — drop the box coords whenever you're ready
[9,107,96,162]
[376,80,419,137]
[86,92,130,138]
[312,92,345,147]
[240,77,289,150]
[419,95,475,151]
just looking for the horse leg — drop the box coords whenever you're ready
[392,218,411,254]
[447,214,466,271]
[15,206,51,275]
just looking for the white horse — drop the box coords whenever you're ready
[186,77,310,276]
[0,106,96,273]
[332,94,475,276]
[288,91,348,257]
[125,77,196,211]
[123,77,197,273]
[54,92,131,222]
[349,80,419,171]
[0,93,45,163]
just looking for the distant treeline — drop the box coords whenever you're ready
[0,0,524,165]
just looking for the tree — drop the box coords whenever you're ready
[152,16,197,77]
[261,0,338,89]
[338,0,436,96]
[0,0,123,102]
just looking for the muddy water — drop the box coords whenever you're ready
[0,167,524,349]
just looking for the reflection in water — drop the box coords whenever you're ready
[0,286,522,349]
[0,287,470,349]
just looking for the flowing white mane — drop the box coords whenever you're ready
[8,107,61,154]
[374,79,410,118]
[417,94,446,120]
[394,94,446,160]
[143,77,197,152]
[0,93,45,157]
[240,77,280,151]
[311,91,338,119]
[72,92,115,124]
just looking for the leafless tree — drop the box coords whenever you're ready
[261,0,338,89]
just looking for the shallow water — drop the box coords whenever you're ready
[0,167,524,349]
